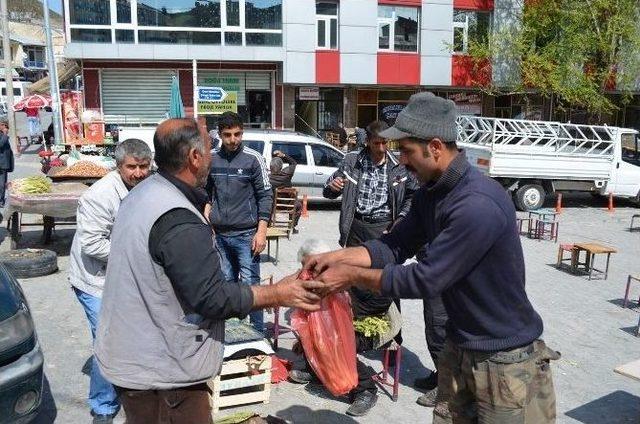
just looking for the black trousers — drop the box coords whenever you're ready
[0,171,8,206]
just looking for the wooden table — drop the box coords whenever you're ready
[614,358,640,382]
[528,208,558,222]
[572,242,617,280]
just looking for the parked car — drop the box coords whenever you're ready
[118,127,346,200]
[240,129,345,200]
[0,264,44,423]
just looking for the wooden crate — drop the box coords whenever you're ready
[208,355,272,413]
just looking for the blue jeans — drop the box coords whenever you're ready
[73,287,120,416]
[216,230,263,332]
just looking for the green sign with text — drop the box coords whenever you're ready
[198,91,238,115]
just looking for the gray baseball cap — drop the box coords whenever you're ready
[378,92,458,143]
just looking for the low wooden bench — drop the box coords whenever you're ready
[266,227,288,265]
[572,242,617,280]
[615,358,640,381]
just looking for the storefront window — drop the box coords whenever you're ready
[377,6,419,52]
[138,30,221,44]
[295,88,343,136]
[69,0,111,25]
[71,28,112,43]
[137,0,221,28]
[245,0,282,29]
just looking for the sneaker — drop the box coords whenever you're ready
[345,391,378,417]
[416,387,439,407]
[288,369,314,384]
[292,228,299,234]
[414,371,438,391]
[91,411,117,424]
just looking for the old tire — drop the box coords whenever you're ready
[0,249,58,279]
[514,184,546,211]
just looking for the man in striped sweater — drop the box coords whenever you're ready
[206,112,273,332]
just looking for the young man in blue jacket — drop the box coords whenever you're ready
[303,92,558,423]
[207,112,273,332]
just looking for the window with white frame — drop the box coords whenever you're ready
[66,0,282,46]
[453,10,491,54]
[316,1,338,50]
[377,5,419,52]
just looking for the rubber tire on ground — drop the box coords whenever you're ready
[514,184,546,211]
[0,249,58,279]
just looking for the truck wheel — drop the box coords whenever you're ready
[515,184,546,211]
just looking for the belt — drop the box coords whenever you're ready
[354,213,392,224]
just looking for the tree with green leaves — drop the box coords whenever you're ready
[468,0,640,115]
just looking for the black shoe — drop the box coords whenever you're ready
[91,411,117,424]
[414,371,438,391]
[416,387,438,407]
[288,369,313,384]
[346,391,378,417]
[292,228,299,234]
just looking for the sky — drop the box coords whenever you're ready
[40,0,62,15]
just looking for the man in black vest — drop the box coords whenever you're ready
[0,119,15,209]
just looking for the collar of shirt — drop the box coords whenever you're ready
[219,144,243,160]
[158,170,209,213]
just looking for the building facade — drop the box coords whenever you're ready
[69,0,603,134]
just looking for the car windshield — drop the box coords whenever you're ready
[0,268,20,321]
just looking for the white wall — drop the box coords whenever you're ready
[421,0,453,86]
[283,0,316,84]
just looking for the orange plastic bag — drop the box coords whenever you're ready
[291,270,358,396]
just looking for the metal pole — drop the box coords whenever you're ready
[1,0,17,153]
[42,0,63,144]
[192,59,198,119]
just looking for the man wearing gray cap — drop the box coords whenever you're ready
[302,92,558,423]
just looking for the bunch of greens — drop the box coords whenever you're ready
[353,316,390,338]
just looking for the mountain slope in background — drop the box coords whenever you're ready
[8,0,62,27]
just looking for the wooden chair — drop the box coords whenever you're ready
[623,275,640,309]
[270,187,298,239]
[324,131,342,148]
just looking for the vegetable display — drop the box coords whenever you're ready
[10,176,53,194]
[55,161,109,178]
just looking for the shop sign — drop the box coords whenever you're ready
[198,91,238,115]
[200,76,241,92]
[298,87,320,101]
[447,92,482,116]
[198,86,228,102]
[380,104,406,125]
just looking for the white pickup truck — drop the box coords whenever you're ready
[456,116,640,211]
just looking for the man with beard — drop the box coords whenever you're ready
[69,138,153,423]
[95,119,322,423]
[303,93,558,423]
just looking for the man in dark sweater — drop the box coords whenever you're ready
[303,92,558,423]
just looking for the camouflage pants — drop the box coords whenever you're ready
[433,339,560,424]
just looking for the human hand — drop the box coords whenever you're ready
[328,177,345,193]
[252,228,267,255]
[203,203,212,224]
[314,264,356,297]
[275,272,325,311]
[302,251,341,276]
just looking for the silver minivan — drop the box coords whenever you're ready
[239,129,345,200]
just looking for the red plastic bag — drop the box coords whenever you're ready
[291,270,358,396]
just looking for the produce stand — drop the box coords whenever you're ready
[6,182,88,249]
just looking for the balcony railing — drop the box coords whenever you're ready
[23,60,47,69]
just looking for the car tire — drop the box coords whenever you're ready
[0,249,58,279]
[514,184,546,211]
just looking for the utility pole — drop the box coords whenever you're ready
[42,0,63,145]
[1,0,18,153]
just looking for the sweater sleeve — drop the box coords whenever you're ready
[251,154,273,222]
[379,195,507,299]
